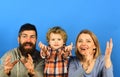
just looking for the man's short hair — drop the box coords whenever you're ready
[18,23,37,38]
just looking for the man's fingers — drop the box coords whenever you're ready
[20,57,27,64]
[5,55,11,62]
[4,55,12,65]
[12,60,19,66]
[27,54,33,63]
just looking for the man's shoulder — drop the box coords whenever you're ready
[0,48,18,60]
[3,48,18,55]
[9,48,18,51]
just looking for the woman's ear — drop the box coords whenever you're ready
[93,48,96,50]
[93,45,96,50]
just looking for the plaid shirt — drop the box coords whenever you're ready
[41,46,71,77]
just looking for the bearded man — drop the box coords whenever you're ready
[0,23,44,77]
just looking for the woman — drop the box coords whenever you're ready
[68,29,113,77]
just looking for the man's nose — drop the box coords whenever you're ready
[26,37,32,42]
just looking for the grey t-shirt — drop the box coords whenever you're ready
[68,55,113,77]
[0,48,44,77]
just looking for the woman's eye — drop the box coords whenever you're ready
[87,40,91,43]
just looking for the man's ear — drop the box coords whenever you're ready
[17,37,20,43]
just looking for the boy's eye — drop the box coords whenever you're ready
[58,39,61,41]
[51,39,55,41]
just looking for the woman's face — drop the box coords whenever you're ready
[76,33,96,56]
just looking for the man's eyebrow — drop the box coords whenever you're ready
[21,33,26,35]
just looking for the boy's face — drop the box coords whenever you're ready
[49,33,64,50]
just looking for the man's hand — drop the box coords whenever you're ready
[4,55,19,75]
[20,54,35,75]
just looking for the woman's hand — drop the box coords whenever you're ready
[105,38,113,68]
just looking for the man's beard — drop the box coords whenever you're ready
[19,42,36,57]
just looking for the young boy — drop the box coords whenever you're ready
[39,26,72,77]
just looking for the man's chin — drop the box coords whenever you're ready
[24,48,33,52]
[21,49,34,57]
[23,47,33,53]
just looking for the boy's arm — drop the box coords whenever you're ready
[39,42,47,58]
[63,43,73,59]
[39,42,50,58]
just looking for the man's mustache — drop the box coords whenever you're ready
[23,42,34,46]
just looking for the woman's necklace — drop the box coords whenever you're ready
[81,59,96,73]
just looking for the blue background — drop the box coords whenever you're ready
[0,0,119,76]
